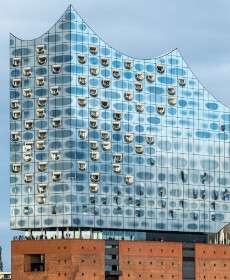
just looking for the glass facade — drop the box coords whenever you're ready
[10,6,230,234]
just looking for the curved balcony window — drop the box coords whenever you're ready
[36,108,45,118]
[52,118,61,128]
[12,163,21,173]
[168,86,176,95]
[37,184,47,194]
[90,66,99,76]
[11,131,20,141]
[90,183,99,193]
[50,86,60,96]
[193,213,198,220]
[156,64,165,74]
[112,69,120,79]
[136,102,145,113]
[90,173,100,183]
[193,189,198,199]
[23,206,29,215]
[90,108,99,119]
[36,44,45,54]
[25,120,33,130]
[12,78,21,88]
[113,163,121,173]
[221,124,225,132]
[38,130,47,140]
[36,76,45,86]
[101,100,110,109]
[78,54,86,64]
[52,171,61,182]
[79,129,87,139]
[78,161,86,171]
[52,64,62,74]
[124,60,132,70]
[135,144,144,154]
[89,141,98,150]
[24,141,34,151]
[38,161,48,172]
[102,141,111,151]
[36,194,46,204]
[11,100,20,109]
[37,55,47,65]
[89,87,98,97]
[36,140,45,150]
[124,91,133,101]
[200,172,208,184]
[168,96,177,106]
[89,119,97,129]
[23,67,32,77]
[24,173,33,183]
[146,73,155,83]
[90,151,99,161]
[113,112,122,121]
[37,97,47,107]
[124,133,134,143]
[125,175,134,185]
[157,105,165,115]
[12,110,21,120]
[89,45,98,55]
[50,150,60,160]
[78,97,87,107]
[12,57,21,67]
[78,76,87,86]
[178,77,186,87]
[23,153,32,162]
[135,72,144,81]
[113,121,120,131]
[113,153,123,163]
[200,190,206,199]
[146,135,155,145]
[101,57,109,67]
[101,78,111,88]
[101,131,109,140]
[135,82,143,92]
[23,88,32,98]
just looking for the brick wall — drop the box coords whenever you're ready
[119,241,183,280]
[195,243,230,280]
[12,239,230,280]
[12,239,105,280]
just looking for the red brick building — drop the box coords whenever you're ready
[11,239,230,280]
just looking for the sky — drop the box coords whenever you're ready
[0,0,230,271]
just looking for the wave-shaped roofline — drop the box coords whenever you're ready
[10,4,177,60]
[10,4,230,109]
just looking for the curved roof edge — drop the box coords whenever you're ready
[9,4,177,60]
[10,4,230,110]
[10,5,73,42]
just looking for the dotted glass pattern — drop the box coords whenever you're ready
[9,6,230,233]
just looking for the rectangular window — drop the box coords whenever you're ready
[24,254,45,272]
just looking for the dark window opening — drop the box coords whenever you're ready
[112,265,118,271]
[24,254,45,272]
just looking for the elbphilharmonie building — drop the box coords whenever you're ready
[10,6,230,280]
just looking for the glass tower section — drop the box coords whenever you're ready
[10,6,230,234]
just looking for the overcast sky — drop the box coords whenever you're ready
[0,0,230,271]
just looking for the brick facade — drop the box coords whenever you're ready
[12,240,230,280]
[12,240,105,280]
[195,244,230,280]
[119,241,183,280]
